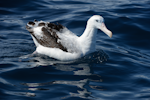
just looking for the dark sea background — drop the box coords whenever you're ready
[0,0,150,100]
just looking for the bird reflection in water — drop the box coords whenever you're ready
[21,50,108,99]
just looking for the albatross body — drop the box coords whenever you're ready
[26,15,112,61]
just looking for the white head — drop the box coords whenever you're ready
[87,15,112,38]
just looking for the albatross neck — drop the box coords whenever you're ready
[79,25,97,55]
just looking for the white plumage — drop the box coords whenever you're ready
[26,15,112,61]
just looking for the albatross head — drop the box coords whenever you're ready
[88,15,112,38]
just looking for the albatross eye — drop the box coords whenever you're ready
[96,20,99,22]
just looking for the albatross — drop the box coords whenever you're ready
[26,15,112,61]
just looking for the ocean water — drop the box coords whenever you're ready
[0,0,150,100]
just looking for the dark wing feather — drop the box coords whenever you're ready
[26,21,68,52]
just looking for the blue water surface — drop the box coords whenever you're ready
[0,0,150,100]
